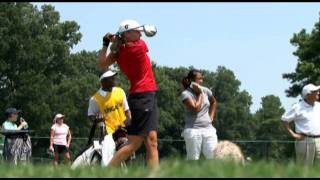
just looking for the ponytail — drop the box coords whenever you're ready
[182,69,201,89]
[182,76,191,89]
[178,69,202,96]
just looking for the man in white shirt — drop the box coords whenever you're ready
[281,83,320,165]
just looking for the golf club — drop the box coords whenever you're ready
[113,24,157,37]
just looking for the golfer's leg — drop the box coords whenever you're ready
[184,129,201,160]
[63,152,71,165]
[108,135,144,167]
[202,129,218,160]
[53,153,59,166]
[144,130,159,168]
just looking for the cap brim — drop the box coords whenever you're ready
[118,27,143,34]
[55,114,65,118]
[99,72,117,81]
[135,27,144,31]
[311,86,320,91]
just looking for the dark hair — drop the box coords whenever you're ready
[182,69,202,89]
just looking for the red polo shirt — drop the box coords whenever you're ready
[117,39,157,94]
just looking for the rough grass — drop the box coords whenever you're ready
[0,158,319,178]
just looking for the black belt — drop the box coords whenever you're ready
[301,134,320,138]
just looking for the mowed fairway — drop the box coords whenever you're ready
[1,159,320,178]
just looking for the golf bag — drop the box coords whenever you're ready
[71,121,134,169]
[1,130,32,165]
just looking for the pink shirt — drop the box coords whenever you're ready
[51,123,69,146]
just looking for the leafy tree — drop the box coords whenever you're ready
[283,13,320,97]
[0,2,81,130]
[0,3,101,157]
[0,2,297,162]
[253,95,294,161]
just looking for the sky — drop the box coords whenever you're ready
[33,2,320,113]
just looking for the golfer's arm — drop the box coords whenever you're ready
[88,98,101,123]
[282,121,296,138]
[98,46,117,70]
[183,94,204,113]
[209,96,217,121]
[67,130,72,146]
[17,124,24,130]
[50,129,55,147]
[125,110,132,121]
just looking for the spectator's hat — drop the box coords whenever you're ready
[53,113,65,123]
[99,70,117,81]
[5,108,20,116]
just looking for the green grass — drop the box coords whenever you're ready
[1,159,320,178]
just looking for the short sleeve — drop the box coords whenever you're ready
[51,124,56,131]
[281,104,298,122]
[141,39,149,53]
[181,90,191,102]
[2,122,9,130]
[88,97,101,116]
[120,89,130,111]
[203,87,213,98]
[2,121,18,130]
[65,124,70,131]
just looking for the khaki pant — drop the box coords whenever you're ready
[295,137,320,165]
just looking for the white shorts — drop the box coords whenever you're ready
[182,127,218,160]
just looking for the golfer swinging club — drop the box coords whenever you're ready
[98,19,160,168]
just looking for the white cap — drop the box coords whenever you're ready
[53,113,65,123]
[117,19,143,34]
[301,83,320,98]
[99,70,117,81]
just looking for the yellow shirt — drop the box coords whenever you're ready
[93,87,127,134]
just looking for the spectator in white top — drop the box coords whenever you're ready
[49,113,72,166]
[281,83,320,165]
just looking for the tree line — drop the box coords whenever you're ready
[1,3,319,161]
